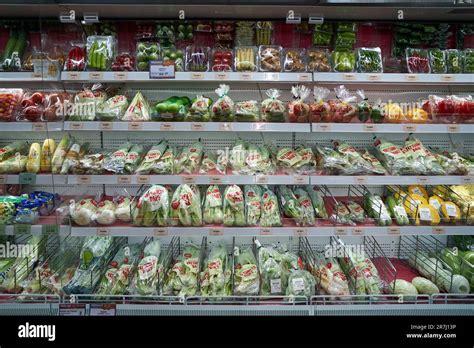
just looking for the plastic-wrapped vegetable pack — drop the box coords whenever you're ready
[199,151,227,175]
[305,185,328,219]
[332,141,376,175]
[233,247,259,295]
[287,85,310,123]
[63,236,115,294]
[163,244,200,296]
[293,188,316,226]
[235,100,260,122]
[70,198,98,226]
[357,47,383,73]
[132,185,169,227]
[121,92,151,121]
[223,185,246,226]
[175,141,203,175]
[96,95,128,121]
[184,95,212,122]
[102,142,132,174]
[96,244,141,295]
[276,146,316,175]
[200,243,232,297]
[244,185,262,226]
[211,84,234,121]
[327,85,358,123]
[135,141,167,175]
[277,186,302,224]
[286,270,315,297]
[170,184,202,226]
[314,256,351,298]
[260,188,282,227]
[229,140,273,175]
[339,249,382,297]
[309,87,330,123]
[260,89,286,122]
[124,144,146,174]
[129,240,163,296]
[93,199,117,225]
[203,185,224,225]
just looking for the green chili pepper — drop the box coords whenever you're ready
[357,48,383,73]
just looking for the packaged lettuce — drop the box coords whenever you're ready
[339,249,382,296]
[96,95,128,121]
[211,84,234,122]
[175,141,203,174]
[402,136,445,175]
[244,185,262,226]
[135,141,167,174]
[199,151,226,174]
[121,92,150,121]
[277,186,302,222]
[346,200,366,223]
[131,240,162,296]
[260,189,282,227]
[294,188,316,226]
[0,141,28,161]
[330,202,355,226]
[163,244,200,296]
[235,100,260,122]
[286,270,315,297]
[115,196,131,222]
[333,140,373,175]
[203,185,224,225]
[260,89,286,122]
[373,138,410,175]
[153,145,177,174]
[103,142,132,174]
[170,184,202,226]
[185,95,212,122]
[200,243,232,296]
[233,247,259,295]
[361,150,387,175]
[93,199,117,225]
[124,144,146,174]
[305,185,328,219]
[223,185,246,226]
[70,198,98,226]
[132,185,170,226]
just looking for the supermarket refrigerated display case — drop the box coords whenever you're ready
[0,1,473,317]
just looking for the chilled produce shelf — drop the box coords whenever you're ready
[310,175,474,185]
[311,123,474,134]
[0,72,59,82]
[69,225,474,237]
[0,174,67,185]
[63,121,311,132]
[0,122,63,132]
[313,73,474,85]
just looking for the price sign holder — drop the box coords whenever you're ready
[150,60,175,79]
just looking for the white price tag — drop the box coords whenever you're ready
[352,228,364,235]
[70,122,84,130]
[137,175,150,184]
[96,227,110,236]
[265,72,280,81]
[270,279,282,294]
[191,123,205,131]
[461,176,473,184]
[210,176,224,184]
[418,207,432,221]
[90,304,116,316]
[317,124,331,132]
[353,176,367,184]
[445,203,458,217]
[363,124,377,132]
[32,123,46,131]
[219,123,232,131]
[403,124,417,132]
[432,227,446,235]
[66,71,81,80]
[417,177,429,184]
[160,122,174,131]
[154,228,168,236]
[99,122,113,130]
[114,72,128,80]
[367,73,381,81]
[335,228,347,235]
[239,72,253,80]
[256,175,268,184]
[293,228,307,236]
[343,73,356,80]
[190,72,204,80]
[253,123,266,131]
[209,228,223,236]
[77,175,91,185]
[214,72,229,80]
[128,122,143,130]
[405,74,419,82]
[441,74,455,82]
[293,175,307,184]
[260,228,272,235]
[447,124,460,133]
[292,277,305,291]
[149,61,175,79]
[0,175,6,184]
[31,72,42,79]
[59,304,86,316]
[117,176,132,184]
[89,72,104,80]
[182,176,196,184]
[388,227,400,235]
[297,73,311,81]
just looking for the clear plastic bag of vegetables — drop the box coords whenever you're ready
[309,87,330,123]
[287,85,310,123]
[235,100,260,122]
[203,185,224,225]
[200,243,232,297]
[211,84,234,121]
[135,141,168,175]
[152,96,191,121]
[129,240,163,296]
[162,244,200,296]
[260,188,282,227]
[315,145,352,175]
[153,145,177,175]
[305,185,328,219]
[293,188,316,226]
[286,270,315,298]
[233,246,259,295]
[132,185,170,227]
[332,140,374,175]
[244,185,262,227]
[199,151,227,175]
[174,141,203,175]
[260,89,286,122]
[96,95,128,121]
[357,47,383,73]
[124,144,146,174]
[277,186,303,224]
[169,184,202,227]
[402,136,446,175]
[223,185,246,227]
[314,256,351,298]
[184,95,212,122]
[102,142,132,174]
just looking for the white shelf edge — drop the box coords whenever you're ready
[309,175,473,185]
[69,225,473,237]
[313,72,474,84]
[0,72,59,82]
[311,123,474,134]
[63,121,311,133]
[0,122,63,132]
